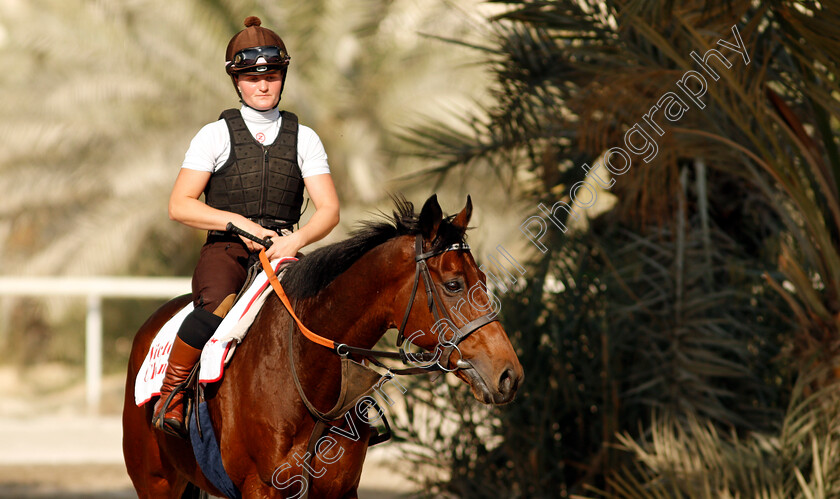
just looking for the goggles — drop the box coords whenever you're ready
[229,45,290,69]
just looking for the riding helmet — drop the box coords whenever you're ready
[225,17,290,100]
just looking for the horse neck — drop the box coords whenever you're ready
[294,237,412,349]
[248,237,412,422]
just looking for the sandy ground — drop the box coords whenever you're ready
[0,366,416,498]
[0,427,412,498]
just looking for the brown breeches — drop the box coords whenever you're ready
[191,235,253,312]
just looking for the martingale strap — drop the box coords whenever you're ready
[287,318,383,423]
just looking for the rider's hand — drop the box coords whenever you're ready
[265,232,303,260]
[237,221,278,252]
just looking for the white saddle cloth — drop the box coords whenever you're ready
[134,256,296,406]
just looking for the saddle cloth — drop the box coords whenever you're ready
[134,256,297,406]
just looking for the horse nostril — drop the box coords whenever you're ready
[498,367,515,395]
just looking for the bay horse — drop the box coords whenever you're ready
[122,195,524,498]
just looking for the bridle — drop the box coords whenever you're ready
[392,234,499,372]
[257,232,499,375]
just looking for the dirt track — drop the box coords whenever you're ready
[0,414,413,498]
[0,367,414,498]
[0,463,410,498]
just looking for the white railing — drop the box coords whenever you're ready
[0,276,191,413]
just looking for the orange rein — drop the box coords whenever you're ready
[258,249,336,350]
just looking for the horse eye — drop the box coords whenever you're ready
[444,280,463,293]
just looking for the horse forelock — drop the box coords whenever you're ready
[281,195,468,299]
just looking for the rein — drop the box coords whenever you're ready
[255,232,498,374]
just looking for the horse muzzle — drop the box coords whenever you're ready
[456,357,523,405]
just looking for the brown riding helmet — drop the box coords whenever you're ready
[225,17,290,99]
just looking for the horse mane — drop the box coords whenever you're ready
[282,195,467,299]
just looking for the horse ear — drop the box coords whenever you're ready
[419,194,443,240]
[452,195,472,231]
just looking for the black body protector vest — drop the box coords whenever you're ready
[204,109,304,230]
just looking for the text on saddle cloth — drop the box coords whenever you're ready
[134,256,297,407]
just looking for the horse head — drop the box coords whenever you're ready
[393,194,524,405]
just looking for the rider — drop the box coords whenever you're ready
[153,16,340,437]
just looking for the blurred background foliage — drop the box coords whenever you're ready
[2,0,840,497]
[392,0,840,497]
